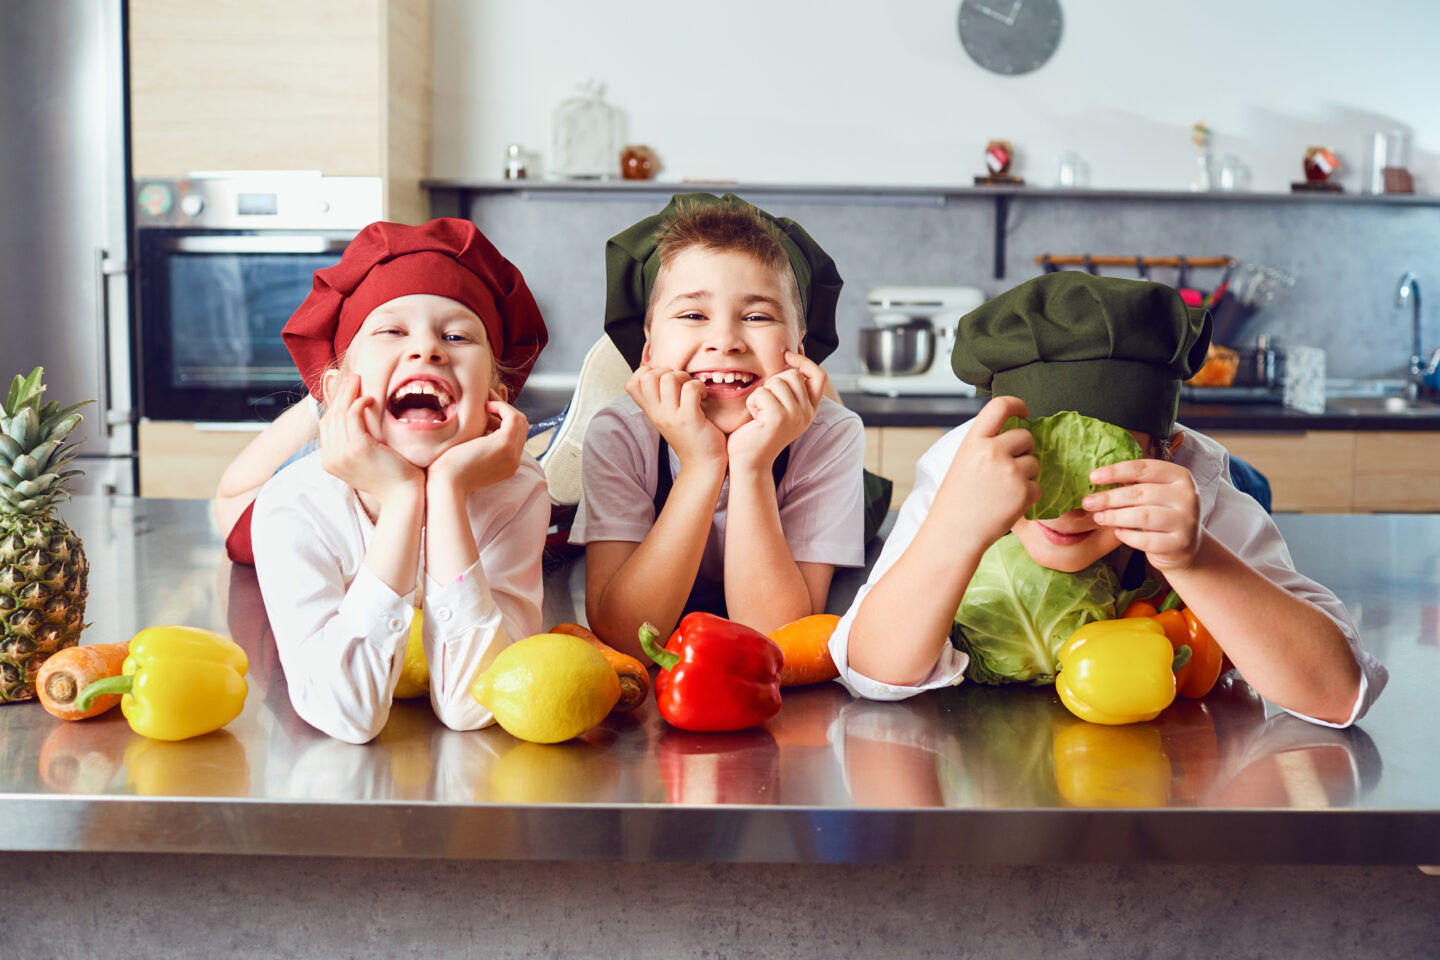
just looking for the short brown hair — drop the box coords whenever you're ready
[645,200,805,334]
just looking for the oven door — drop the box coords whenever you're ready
[136,230,354,421]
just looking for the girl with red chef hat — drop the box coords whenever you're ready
[245,218,550,744]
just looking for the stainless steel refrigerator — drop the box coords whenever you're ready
[1,0,135,494]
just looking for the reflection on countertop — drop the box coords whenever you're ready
[0,499,1436,864]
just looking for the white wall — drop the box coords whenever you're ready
[433,0,1440,193]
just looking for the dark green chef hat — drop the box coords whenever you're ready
[953,272,1212,437]
[603,192,843,369]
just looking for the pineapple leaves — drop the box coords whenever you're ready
[0,368,90,518]
[41,409,88,438]
[3,367,45,417]
[11,454,38,481]
[6,407,38,449]
[13,475,57,499]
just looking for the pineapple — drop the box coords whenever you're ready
[0,367,91,702]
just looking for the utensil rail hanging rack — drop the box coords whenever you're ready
[1035,255,1234,270]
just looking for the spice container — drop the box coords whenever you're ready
[620,144,658,181]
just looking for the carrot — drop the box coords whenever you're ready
[36,642,130,720]
[549,623,650,711]
[767,614,841,687]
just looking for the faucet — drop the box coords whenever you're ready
[1396,272,1427,398]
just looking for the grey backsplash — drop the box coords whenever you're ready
[460,191,1440,382]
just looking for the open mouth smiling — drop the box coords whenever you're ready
[692,370,759,397]
[387,377,457,427]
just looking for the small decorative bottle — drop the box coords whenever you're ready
[503,144,528,180]
[1189,123,1214,192]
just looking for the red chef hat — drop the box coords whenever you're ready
[226,219,547,567]
[282,218,548,398]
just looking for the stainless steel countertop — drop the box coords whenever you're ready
[2,498,1436,863]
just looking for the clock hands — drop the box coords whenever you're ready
[976,0,1022,26]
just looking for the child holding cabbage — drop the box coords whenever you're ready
[830,271,1386,728]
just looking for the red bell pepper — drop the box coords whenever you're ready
[1122,591,1225,699]
[638,613,783,732]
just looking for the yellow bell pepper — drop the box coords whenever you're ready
[75,626,249,741]
[392,608,430,699]
[1055,618,1176,725]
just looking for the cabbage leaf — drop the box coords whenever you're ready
[951,533,1124,686]
[1003,410,1143,521]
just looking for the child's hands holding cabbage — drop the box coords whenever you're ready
[934,396,1042,555]
[1084,447,1202,573]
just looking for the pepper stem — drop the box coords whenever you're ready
[638,622,679,671]
[1172,644,1193,673]
[1159,590,1183,613]
[74,674,133,712]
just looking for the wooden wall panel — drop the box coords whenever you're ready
[131,0,385,178]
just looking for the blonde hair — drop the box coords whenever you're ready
[645,200,805,335]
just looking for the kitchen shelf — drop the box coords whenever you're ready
[424,178,1440,280]
[423,178,1440,206]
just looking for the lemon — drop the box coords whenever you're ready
[471,633,621,743]
[393,609,429,699]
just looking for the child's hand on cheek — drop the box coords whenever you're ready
[319,373,424,504]
[727,351,825,473]
[1083,459,1202,571]
[426,394,528,497]
[934,396,1040,554]
[626,364,727,473]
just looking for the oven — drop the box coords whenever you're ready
[134,174,383,421]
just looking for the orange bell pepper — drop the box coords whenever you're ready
[1122,591,1224,699]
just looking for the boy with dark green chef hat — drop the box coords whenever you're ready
[830,271,1386,728]
[569,194,869,657]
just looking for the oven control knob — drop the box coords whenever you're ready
[180,194,205,217]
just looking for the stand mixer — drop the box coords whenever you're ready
[856,285,985,396]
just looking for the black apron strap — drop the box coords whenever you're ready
[652,438,792,618]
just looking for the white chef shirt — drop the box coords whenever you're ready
[252,451,549,744]
[828,421,1388,729]
[569,395,867,574]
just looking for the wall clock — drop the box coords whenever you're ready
[957,0,1063,76]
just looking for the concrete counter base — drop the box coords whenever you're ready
[10,855,1440,958]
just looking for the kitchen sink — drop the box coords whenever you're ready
[1326,395,1440,416]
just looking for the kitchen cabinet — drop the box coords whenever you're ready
[1206,431,1358,513]
[138,421,261,498]
[1353,432,1440,512]
[1213,430,1440,513]
[130,0,431,224]
[868,427,945,504]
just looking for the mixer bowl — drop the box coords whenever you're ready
[860,323,934,376]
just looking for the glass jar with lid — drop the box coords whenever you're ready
[553,80,618,179]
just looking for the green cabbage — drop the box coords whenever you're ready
[951,533,1124,686]
[1003,410,1143,521]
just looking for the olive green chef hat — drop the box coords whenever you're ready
[952,272,1212,438]
[603,193,843,369]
